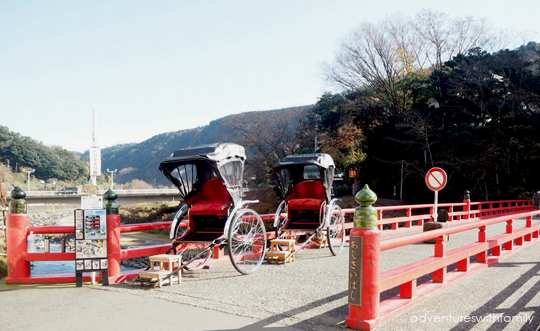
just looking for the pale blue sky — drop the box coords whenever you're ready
[1,0,538,152]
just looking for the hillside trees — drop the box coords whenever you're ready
[317,40,540,202]
[427,45,540,199]
[221,107,315,186]
[313,89,387,178]
[0,126,88,183]
[319,8,540,201]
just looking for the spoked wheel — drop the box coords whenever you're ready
[176,243,213,271]
[227,209,267,275]
[327,205,345,256]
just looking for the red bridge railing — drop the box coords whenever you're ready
[4,196,534,284]
[345,189,538,330]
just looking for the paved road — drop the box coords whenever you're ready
[2,218,540,331]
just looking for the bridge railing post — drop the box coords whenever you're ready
[104,189,121,282]
[6,187,30,283]
[477,226,487,263]
[463,190,471,220]
[346,184,380,330]
[505,219,514,250]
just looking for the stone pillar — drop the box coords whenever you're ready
[346,184,381,330]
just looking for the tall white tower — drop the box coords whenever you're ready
[89,109,102,186]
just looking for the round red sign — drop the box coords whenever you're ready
[425,167,447,191]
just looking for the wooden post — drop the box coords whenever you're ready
[463,191,470,220]
[477,226,487,263]
[505,220,513,250]
[105,189,120,284]
[433,236,446,283]
[346,185,380,330]
[6,187,30,283]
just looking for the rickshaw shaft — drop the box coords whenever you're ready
[285,228,323,258]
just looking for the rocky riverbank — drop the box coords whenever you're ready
[28,211,75,251]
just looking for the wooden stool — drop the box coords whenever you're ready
[311,232,327,248]
[266,239,296,264]
[137,254,181,287]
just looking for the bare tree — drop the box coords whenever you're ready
[323,21,409,114]
[221,107,314,185]
[323,9,491,113]
[414,9,490,70]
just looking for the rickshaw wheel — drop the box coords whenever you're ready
[227,209,267,275]
[177,243,213,271]
[172,207,190,241]
[327,205,345,256]
[274,201,291,243]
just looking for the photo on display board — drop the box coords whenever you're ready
[83,210,107,240]
[84,260,92,270]
[100,259,108,269]
[75,240,107,259]
[76,261,84,271]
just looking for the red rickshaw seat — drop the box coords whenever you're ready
[286,180,326,210]
[188,178,232,216]
[288,198,324,210]
[190,201,231,215]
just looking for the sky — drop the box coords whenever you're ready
[1,0,538,153]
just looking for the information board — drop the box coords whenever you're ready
[74,209,109,286]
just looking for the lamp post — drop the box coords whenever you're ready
[23,169,35,192]
[106,168,117,189]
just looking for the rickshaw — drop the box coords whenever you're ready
[158,143,267,275]
[270,153,345,256]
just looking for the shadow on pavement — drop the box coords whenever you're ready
[448,261,540,331]
[206,291,349,331]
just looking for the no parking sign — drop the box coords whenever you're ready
[425,168,447,191]
[426,167,447,221]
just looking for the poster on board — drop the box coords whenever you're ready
[74,209,108,272]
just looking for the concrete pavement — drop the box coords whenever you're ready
[0,284,305,331]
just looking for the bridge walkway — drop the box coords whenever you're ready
[2,217,540,330]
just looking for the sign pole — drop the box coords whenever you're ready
[434,191,438,221]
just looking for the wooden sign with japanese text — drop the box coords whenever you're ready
[348,236,363,306]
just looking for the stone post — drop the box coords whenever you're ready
[346,184,381,330]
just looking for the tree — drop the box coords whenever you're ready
[323,10,491,115]
[221,107,314,186]
[124,179,153,190]
[0,125,87,182]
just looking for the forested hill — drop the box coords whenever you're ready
[101,106,314,185]
[0,125,88,181]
